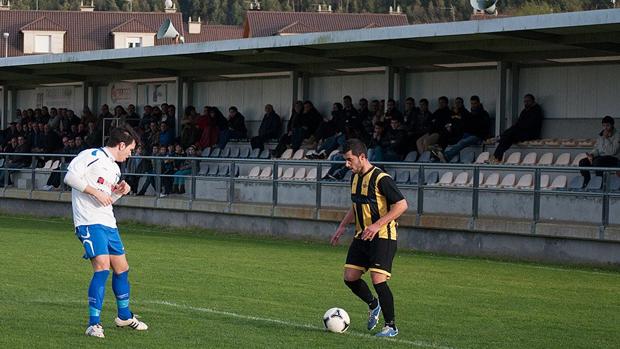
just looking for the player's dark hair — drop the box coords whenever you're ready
[343,139,367,157]
[106,127,137,147]
[602,115,614,126]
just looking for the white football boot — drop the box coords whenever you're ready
[114,314,148,330]
[85,324,105,338]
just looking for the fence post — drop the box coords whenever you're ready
[470,166,480,230]
[315,162,322,219]
[190,159,197,203]
[600,170,610,240]
[531,168,541,234]
[30,155,37,192]
[416,165,425,225]
[228,160,236,208]
[155,158,162,200]
[272,161,278,210]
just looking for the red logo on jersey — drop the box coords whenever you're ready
[97,177,105,185]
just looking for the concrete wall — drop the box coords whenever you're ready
[1,197,618,268]
[193,77,292,136]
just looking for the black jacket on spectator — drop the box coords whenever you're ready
[42,131,62,153]
[463,106,491,140]
[301,109,322,137]
[258,111,282,140]
[385,126,408,156]
[509,104,544,140]
[228,112,248,139]
[413,110,433,135]
[431,107,452,134]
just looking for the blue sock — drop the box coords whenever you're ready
[112,270,132,320]
[88,270,110,326]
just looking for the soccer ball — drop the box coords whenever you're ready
[322,307,350,333]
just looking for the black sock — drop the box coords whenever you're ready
[374,282,395,327]
[344,279,377,308]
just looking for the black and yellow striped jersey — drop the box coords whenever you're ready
[350,167,405,240]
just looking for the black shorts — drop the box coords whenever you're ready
[345,237,397,278]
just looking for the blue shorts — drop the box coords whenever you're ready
[75,224,125,259]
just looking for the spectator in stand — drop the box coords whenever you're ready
[159,145,175,197]
[384,99,403,125]
[29,123,43,152]
[579,116,620,186]
[114,105,129,126]
[251,104,282,151]
[47,108,61,131]
[84,121,101,148]
[196,106,219,150]
[159,122,174,147]
[403,97,420,130]
[74,136,87,153]
[80,107,97,126]
[40,106,51,124]
[39,124,63,154]
[152,105,163,124]
[358,98,373,137]
[161,104,176,130]
[181,106,198,129]
[181,120,201,150]
[171,145,196,194]
[368,121,390,162]
[416,96,451,154]
[342,96,363,134]
[99,104,114,134]
[124,144,151,195]
[126,104,140,128]
[492,94,543,163]
[0,136,31,186]
[218,106,248,149]
[136,145,158,196]
[293,101,322,151]
[143,122,160,149]
[308,103,345,159]
[382,116,408,161]
[435,95,490,162]
[274,101,304,157]
[139,105,155,129]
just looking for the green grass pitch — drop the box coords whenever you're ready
[0,213,619,348]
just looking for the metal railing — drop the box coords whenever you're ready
[2,152,619,238]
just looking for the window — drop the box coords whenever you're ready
[34,35,51,53]
[126,37,142,48]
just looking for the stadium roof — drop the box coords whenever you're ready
[1,8,619,87]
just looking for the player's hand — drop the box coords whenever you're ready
[361,223,381,241]
[113,181,131,196]
[330,225,346,246]
[93,190,113,206]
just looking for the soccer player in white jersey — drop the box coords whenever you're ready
[64,128,148,338]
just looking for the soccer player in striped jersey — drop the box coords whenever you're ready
[330,138,408,337]
[64,128,148,338]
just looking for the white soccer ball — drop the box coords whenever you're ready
[322,307,350,333]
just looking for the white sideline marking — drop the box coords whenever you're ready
[147,300,456,349]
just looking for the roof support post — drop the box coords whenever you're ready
[397,67,407,111]
[175,77,185,135]
[92,84,101,116]
[1,86,7,129]
[385,66,395,102]
[509,63,520,128]
[82,82,92,114]
[495,61,508,136]
[300,72,310,102]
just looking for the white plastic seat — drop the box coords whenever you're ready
[395,170,410,184]
[467,173,484,187]
[537,153,553,166]
[305,168,317,181]
[522,152,538,165]
[452,172,469,186]
[247,166,261,178]
[209,148,221,158]
[248,148,260,159]
[437,172,454,186]
[321,168,330,179]
[51,160,61,170]
[548,175,567,190]
[36,160,53,171]
[515,174,533,189]
[327,149,340,160]
[474,152,490,164]
[219,147,231,158]
[554,153,571,166]
[259,149,271,159]
[483,173,500,187]
[500,174,517,188]
[259,166,272,179]
[277,167,283,179]
[292,149,305,160]
[279,149,293,160]
[201,147,211,157]
[540,174,550,189]
[217,164,230,177]
[239,147,251,158]
[229,147,240,158]
[293,167,306,180]
[281,167,295,180]
[503,152,521,165]
[206,164,219,176]
[572,153,588,166]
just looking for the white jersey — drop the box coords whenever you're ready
[66,148,121,228]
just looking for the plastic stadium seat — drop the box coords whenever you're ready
[474,152,490,164]
[418,151,432,163]
[229,147,240,158]
[554,153,571,166]
[561,139,577,147]
[409,171,419,185]
[404,151,418,162]
[528,139,544,146]
[437,172,454,186]
[515,174,533,189]
[609,176,620,191]
[201,147,211,157]
[209,148,221,158]
[387,170,397,179]
[279,149,293,160]
[259,149,271,159]
[452,172,469,186]
[544,139,560,146]
[467,173,484,187]
[577,139,596,147]
[395,170,410,184]
[249,148,260,159]
[281,168,295,180]
[219,147,231,158]
[343,171,353,182]
[50,160,61,170]
[0,158,4,167]
[321,168,330,179]
[259,166,272,179]
[500,174,517,188]
[218,164,230,177]
[305,168,317,181]
[460,151,475,164]
[522,152,538,165]
[449,155,460,163]
[540,175,550,189]
[586,176,603,191]
[247,166,261,178]
[292,149,305,160]
[572,153,588,166]
[503,152,521,165]
[206,164,219,176]
[239,147,250,158]
[36,160,53,171]
[425,171,439,185]
[293,167,306,180]
[537,153,553,166]
[483,173,500,187]
[328,149,340,160]
[568,176,584,190]
[548,175,567,190]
